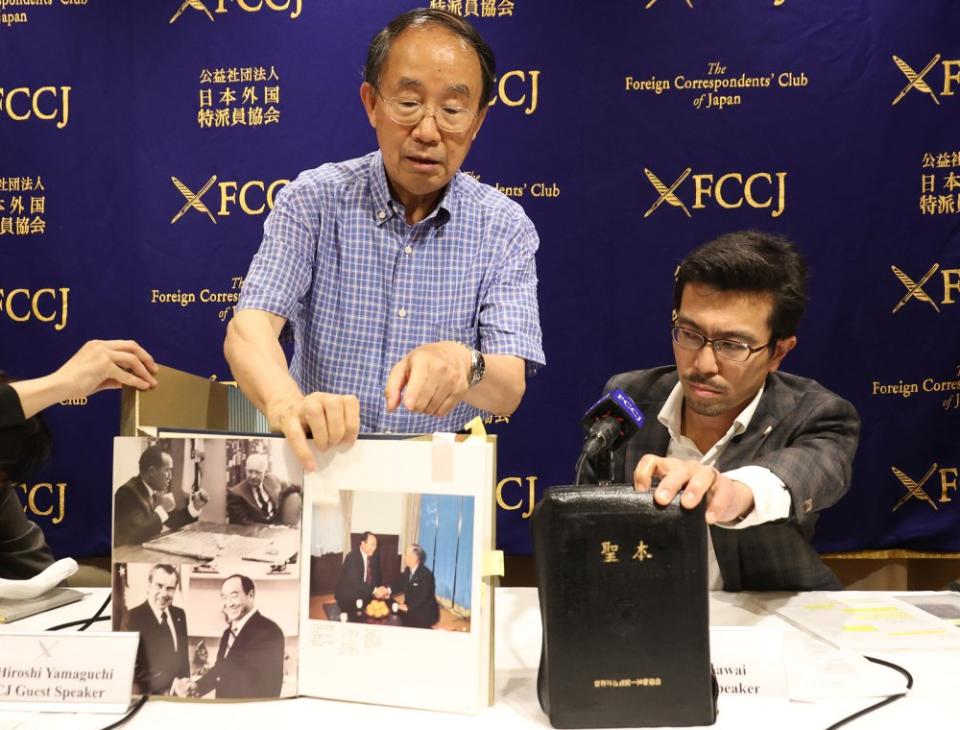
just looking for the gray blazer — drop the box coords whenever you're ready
[579,366,860,592]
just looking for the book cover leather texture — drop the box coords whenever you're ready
[533,485,717,728]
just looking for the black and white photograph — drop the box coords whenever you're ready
[113,561,299,699]
[112,436,301,567]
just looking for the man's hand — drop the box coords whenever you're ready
[170,678,191,697]
[384,341,472,417]
[633,455,754,525]
[158,492,177,514]
[190,488,209,511]
[266,392,360,471]
[55,339,158,398]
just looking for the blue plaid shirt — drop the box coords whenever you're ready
[237,151,545,433]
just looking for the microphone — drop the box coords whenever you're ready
[578,388,645,459]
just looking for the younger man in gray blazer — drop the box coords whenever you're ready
[579,231,860,591]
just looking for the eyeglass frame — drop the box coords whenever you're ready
[374,89,480,133]
[670,325,773,362]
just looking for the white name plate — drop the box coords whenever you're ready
[0,631,138,713]
[710,626,787,698]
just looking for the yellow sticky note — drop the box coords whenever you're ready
[482,550,505,577]
[462,416,487,436]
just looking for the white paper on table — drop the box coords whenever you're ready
[757,591,960,652]
[788,650,909,702]
[892,592,960,626]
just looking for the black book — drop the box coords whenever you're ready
[532,485,717,728]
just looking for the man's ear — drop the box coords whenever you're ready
[768,336,797,372]
[360,82,378,128]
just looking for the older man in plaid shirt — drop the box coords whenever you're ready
[224,9,544,469]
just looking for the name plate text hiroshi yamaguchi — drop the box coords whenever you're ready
[0,632,137,713]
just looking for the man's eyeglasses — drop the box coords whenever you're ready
[670,326,771,362]
[377,92,478,134]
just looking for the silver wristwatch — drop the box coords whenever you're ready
[467,347,485,387]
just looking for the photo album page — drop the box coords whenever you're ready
[110,433,494,714]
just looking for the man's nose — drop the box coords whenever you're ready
[411,112,442,144]
[693,343,720,375]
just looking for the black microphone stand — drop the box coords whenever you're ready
[595,448,615,486]
[574,443,616,486]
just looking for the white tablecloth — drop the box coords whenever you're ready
[1,587,956,729]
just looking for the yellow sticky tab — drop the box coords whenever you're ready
[462,416,487,436]
[482,550,505,577]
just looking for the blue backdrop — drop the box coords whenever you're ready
[2,0,958,560]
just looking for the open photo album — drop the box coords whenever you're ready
[110,433,495,714]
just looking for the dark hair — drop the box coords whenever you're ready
[148,563,179,587]
[410,544,426,565]
[0,369,52,482]
[364,8,497,109]
[673,231,808,343]
[224,573,256,596]
[138,445,170,473]
[361,531,376,545]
